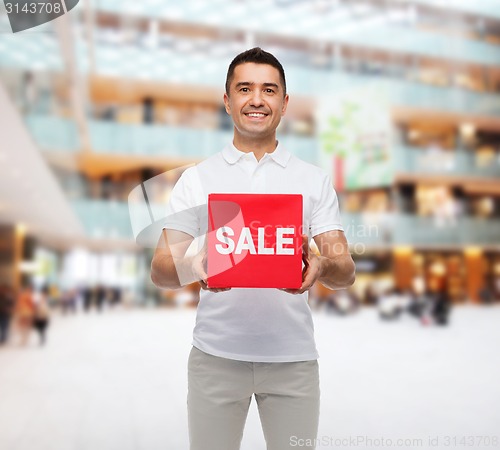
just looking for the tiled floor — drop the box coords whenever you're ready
[0,305,499,450]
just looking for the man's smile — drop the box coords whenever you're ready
[244,112,269,120]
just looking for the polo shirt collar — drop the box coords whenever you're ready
[222,141,291,167]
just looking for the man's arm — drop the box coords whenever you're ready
[151,229,231,293]
[313,230,355,290]
[282,230,355,295]
[151,229,196,289]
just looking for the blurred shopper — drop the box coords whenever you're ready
[109,287,122,308]
[83,286,93,312]
[408,288,432,320]
[432,290,451,326]
[21,71,38,113]
[48,284,60,308]
[494,276,500,301]
[95,285,106,312]
[16,284,35,346]
[378,287,410,320]
[364,282,379,305]
[325,289,360,316]
[61,288,77,315]
[151,48,355,450]
[0,284,15,345]
[33,286,51,346]
[478,285,494,305]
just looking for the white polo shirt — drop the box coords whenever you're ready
[164,141,344,362]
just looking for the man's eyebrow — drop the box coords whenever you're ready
[235,81,253,89]
[234,81,280,89]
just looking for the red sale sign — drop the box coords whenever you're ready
[207,193,303,289]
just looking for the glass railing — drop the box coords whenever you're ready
[92,0,500,66]
[342,212,500,247]
[0,32,62,71]
[69,201,500,247]
[25,115,79,151]
[289,69,500,116]
[393,214,500,246]
[407,0,500,20]
[89,120,231,160]
[4,42,500,117]
[89,120,317,162]
[27,115,500,179]
[26,114,318,163]
[342,213,391,247]
[394,146,500,177]
[90,48,500,116]
[72,199,134,239]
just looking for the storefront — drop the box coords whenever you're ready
[393,247,500,303]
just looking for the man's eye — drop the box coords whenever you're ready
[240,88,249,92]
[265,89,275,94]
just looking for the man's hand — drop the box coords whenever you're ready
[280,230,356,294]
[151,229,230,292]
[280,235,322,295]
[192,243,231,293]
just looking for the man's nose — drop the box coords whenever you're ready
[249,91,264,107]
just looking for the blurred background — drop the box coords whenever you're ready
[1,0,500,308]
[1,1,500,449]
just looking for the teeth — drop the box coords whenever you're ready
[247,113,266,117]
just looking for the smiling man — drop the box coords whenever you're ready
[151,47,355,450]
[224,61,287,153]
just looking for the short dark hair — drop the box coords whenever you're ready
[225,47,287,96]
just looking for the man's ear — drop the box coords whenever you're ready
[281,94,289,116]
[223,92,231,115]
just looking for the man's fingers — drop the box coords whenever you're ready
[279,283,311,295]
[301,234,310,265]
[200,281,231,293]
[193,263,208,284]
[192,246,208,282]
[194,246,231,292]
[279,248,319,294]
[301,234,309,253]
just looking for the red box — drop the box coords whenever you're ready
[207,193,303,289]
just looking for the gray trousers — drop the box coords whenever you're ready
[188,346,320,450]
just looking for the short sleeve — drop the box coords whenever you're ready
[163,167,202,238]
[309,172,344,237]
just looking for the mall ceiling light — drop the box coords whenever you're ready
[175,39,195,53]
[460,123,476,140]
[274,0,305,6]
[334,12,387,35]
[312,0,337,14]
[350,2,373,16]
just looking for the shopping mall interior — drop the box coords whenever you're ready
[1,2,500,449]
[1,0,500,307]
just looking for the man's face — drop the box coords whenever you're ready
[223,63,289,141]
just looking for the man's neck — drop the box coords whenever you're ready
[232,133,278,161]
